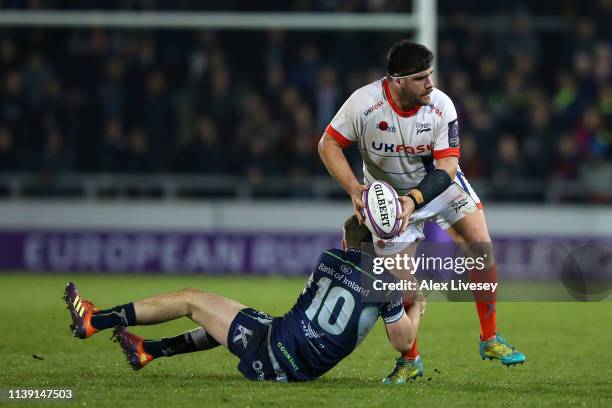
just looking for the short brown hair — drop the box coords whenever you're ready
[343,215,373,248]
[386,39,434,77]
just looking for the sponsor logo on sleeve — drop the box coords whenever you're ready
[387,298,403,311]
[254,310,273,321]
[428,104,443,117]
[364,100,384,116]
[448,119,459,147]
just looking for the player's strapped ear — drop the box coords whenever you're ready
[407,170,452,210]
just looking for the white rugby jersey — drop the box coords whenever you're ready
[326,78,461,195]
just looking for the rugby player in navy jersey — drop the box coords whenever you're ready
[63,215,425,383]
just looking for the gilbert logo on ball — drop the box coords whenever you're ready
[361,181,402,239]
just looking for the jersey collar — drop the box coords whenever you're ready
[383,78,421,118]
[346,247,374,261]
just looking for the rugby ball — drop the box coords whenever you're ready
[361,181,402,239]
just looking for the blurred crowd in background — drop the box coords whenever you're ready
[0,0,611,202]
[0,0,607,14]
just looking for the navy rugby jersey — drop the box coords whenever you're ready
[269,248,404,381]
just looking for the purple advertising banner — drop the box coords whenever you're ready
[0,228,611,279]
[0,229,341,275]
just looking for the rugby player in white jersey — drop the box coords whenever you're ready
[319,39,525,384]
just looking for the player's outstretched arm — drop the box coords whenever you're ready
[318,132,367,223]
[384,299,424,354]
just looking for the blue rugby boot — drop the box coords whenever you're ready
[382,356,424,384]
[480,334,525,366]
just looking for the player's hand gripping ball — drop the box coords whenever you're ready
[361,181,402,239]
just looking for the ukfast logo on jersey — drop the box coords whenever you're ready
[377,120,396,133]
[372,141,432,154]
[364,100,384,116]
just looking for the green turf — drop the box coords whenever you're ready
[0,274,610,408]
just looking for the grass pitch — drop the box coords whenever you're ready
[0,274,610,408]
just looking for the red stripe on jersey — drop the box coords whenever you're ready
[325,125,353,148]
[383,79,420,118]
[432,147,460,159]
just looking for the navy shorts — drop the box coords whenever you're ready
[227,308,288,382]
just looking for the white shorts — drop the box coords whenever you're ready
[373,173,482,256]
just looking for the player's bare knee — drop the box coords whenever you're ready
[181,287,215,314]
[179,287,204,306]
[179,286,199,295]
